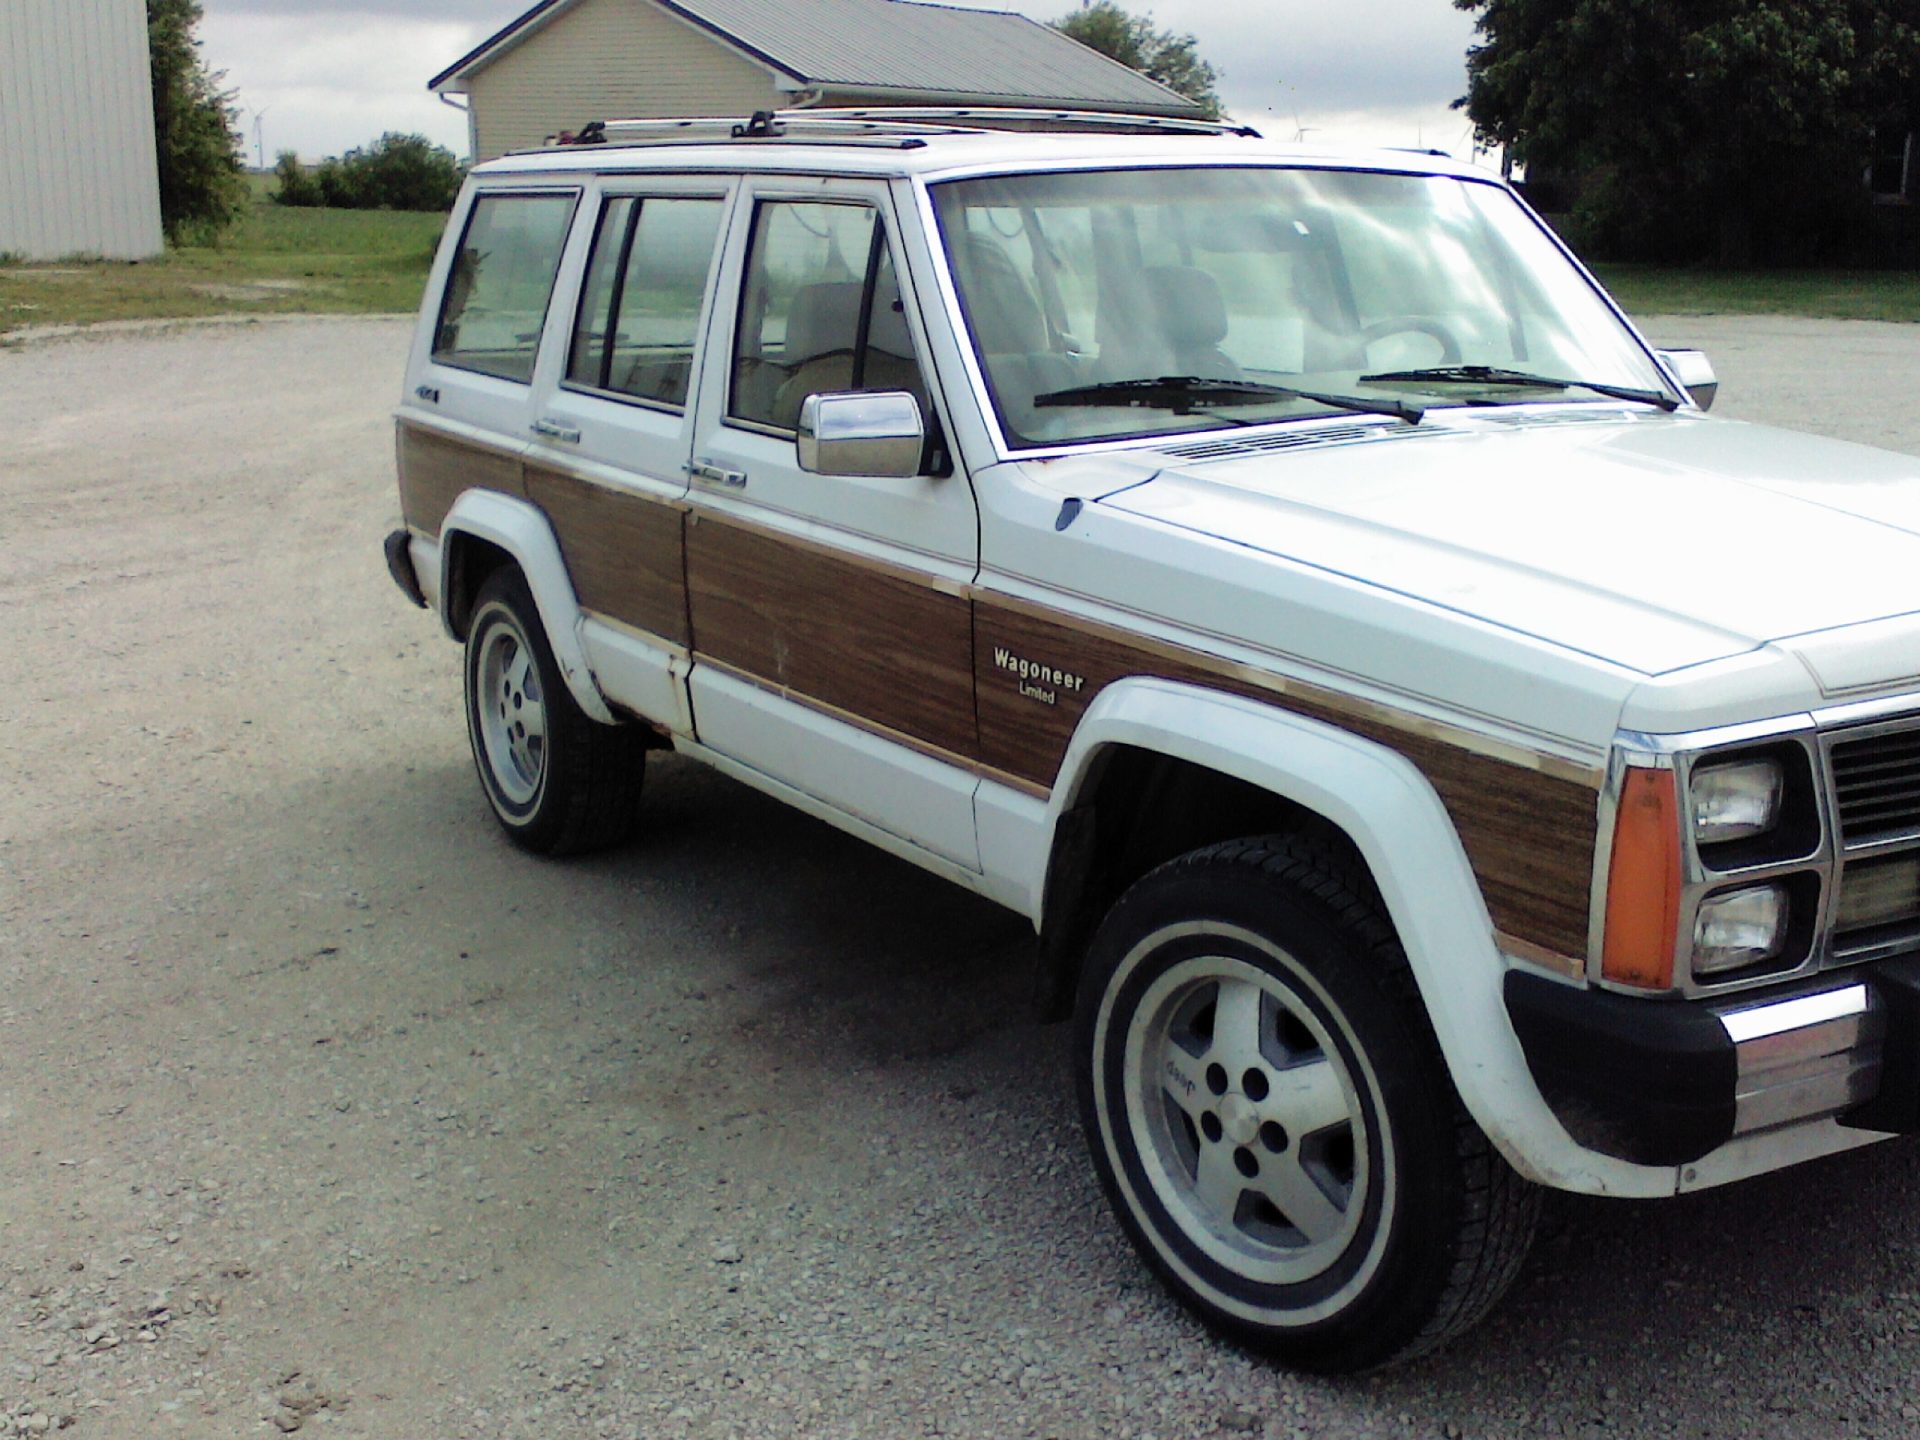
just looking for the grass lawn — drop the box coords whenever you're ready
[1592,265,1920,322]
[0,194,448,339]
[8,192,1920,337]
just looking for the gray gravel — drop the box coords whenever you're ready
[5,313,1920,1439]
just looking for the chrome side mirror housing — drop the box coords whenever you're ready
[796,391,925,478]
[1658,349,1719,411]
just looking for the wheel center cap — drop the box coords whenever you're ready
[1220,1093,1259,1146]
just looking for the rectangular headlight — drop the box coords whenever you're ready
[1692,884,1789,976]
[1690,758,1784,846]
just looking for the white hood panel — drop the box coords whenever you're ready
[1102,412,1920,677]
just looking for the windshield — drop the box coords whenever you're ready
[929,165,1674,448]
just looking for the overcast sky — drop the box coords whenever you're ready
[200,0,1489,167]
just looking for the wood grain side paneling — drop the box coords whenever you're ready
[395,422,525,534]
[524,467,689,646]
[976,599,1597,958]
[686,516,977,759]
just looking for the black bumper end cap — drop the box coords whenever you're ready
[384,528,428,609]
[1504,969,1737,1168]
[1841,955,1920,1132]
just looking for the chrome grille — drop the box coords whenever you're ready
[1831,727,1920,844]
[1826,716,1920,962]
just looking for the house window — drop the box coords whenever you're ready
[1869,130,1914,204]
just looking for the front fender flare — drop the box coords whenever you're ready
[437,490,614,725]
[1046,677,1669,1197]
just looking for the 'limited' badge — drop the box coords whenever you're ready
[992,646,1085,707]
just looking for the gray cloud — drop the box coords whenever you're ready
[210,0,523,16]
[201,0,1487,161]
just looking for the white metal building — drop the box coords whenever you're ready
[1,0,165,260]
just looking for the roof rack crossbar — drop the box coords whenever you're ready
[539,106,1260,151]
[803,106,1260,138]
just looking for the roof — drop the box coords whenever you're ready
[467,128,1493,188]
[429,0,1201,116]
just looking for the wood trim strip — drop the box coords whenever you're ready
[395,419,524,533]
[688,508,971,598]
[1497,932,1586,981]
[685,516,978,758]
[979,587,1604,788]
[395,423,1594,960]
[525,464,690,646]
[973,598,1598,959]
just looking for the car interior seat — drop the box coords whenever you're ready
[952,233,1076,429]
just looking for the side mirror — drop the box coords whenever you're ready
[1657,349,1718,411]
[797,391,924,478]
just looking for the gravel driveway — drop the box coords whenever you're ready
[6,313,1920,1440]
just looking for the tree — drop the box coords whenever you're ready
[147,0,247,242]
[1053,2,1224,119]
[1454,0,1920,264]
[277,134,464,212]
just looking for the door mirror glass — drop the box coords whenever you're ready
[797,391,925,477]
[1658,348,1718,410]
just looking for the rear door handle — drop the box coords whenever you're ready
[688,459,747,489]
[531,418,581,444]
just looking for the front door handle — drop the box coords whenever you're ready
[688,459,747,489]
[531,418,581,444]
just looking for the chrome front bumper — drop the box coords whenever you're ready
[1720,983,1885,1139]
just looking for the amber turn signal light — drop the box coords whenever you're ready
[1601,766,1683,989]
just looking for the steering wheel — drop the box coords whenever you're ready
[1359,316,1463,366]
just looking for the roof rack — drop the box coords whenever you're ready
[799,107,1262,138]
[541,106,1260,151]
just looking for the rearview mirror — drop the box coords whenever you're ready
[1657,349,1718,411]
[797,391,925,478]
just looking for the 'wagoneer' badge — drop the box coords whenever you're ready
[993,647,1086,707]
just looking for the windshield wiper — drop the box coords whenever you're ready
[1034,375,1424,425]
[1359,364,1679,412]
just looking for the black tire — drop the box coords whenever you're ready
[1075,834,1538,1372]
[462,566,646,856]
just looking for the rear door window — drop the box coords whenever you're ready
[566,195,726,409]
[433,192,577,383]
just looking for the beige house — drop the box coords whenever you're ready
[430,0,1201,162]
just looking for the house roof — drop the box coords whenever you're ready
[429,0,1202,116]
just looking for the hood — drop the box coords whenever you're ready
[1098,409,1920,677]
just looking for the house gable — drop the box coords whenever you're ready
[463,0,788,160]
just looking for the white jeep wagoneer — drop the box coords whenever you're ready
[385,108,1920,1370]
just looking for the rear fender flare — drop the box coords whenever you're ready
[437,489,614,725]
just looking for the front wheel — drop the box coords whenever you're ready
[463,566,646,855]
[1076,835,1538,1371]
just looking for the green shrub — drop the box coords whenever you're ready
[148,0,247,242]
[275,133,463,213]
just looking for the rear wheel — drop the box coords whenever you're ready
[1076,834,1538,1371]
[463,567,645,855]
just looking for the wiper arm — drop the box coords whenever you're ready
[1033,375,1423,425]
[1359,364,1679,412]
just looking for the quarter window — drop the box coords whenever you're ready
[729,201,928,432]
[433,192,576,384]
[567,196,725,408]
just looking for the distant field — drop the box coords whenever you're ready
[1593,265,1920,323]
[0,196,447,337]
[7,196,1920,337]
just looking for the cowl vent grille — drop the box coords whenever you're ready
[1159,422,1406,463]
[1156,406,1642,464]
